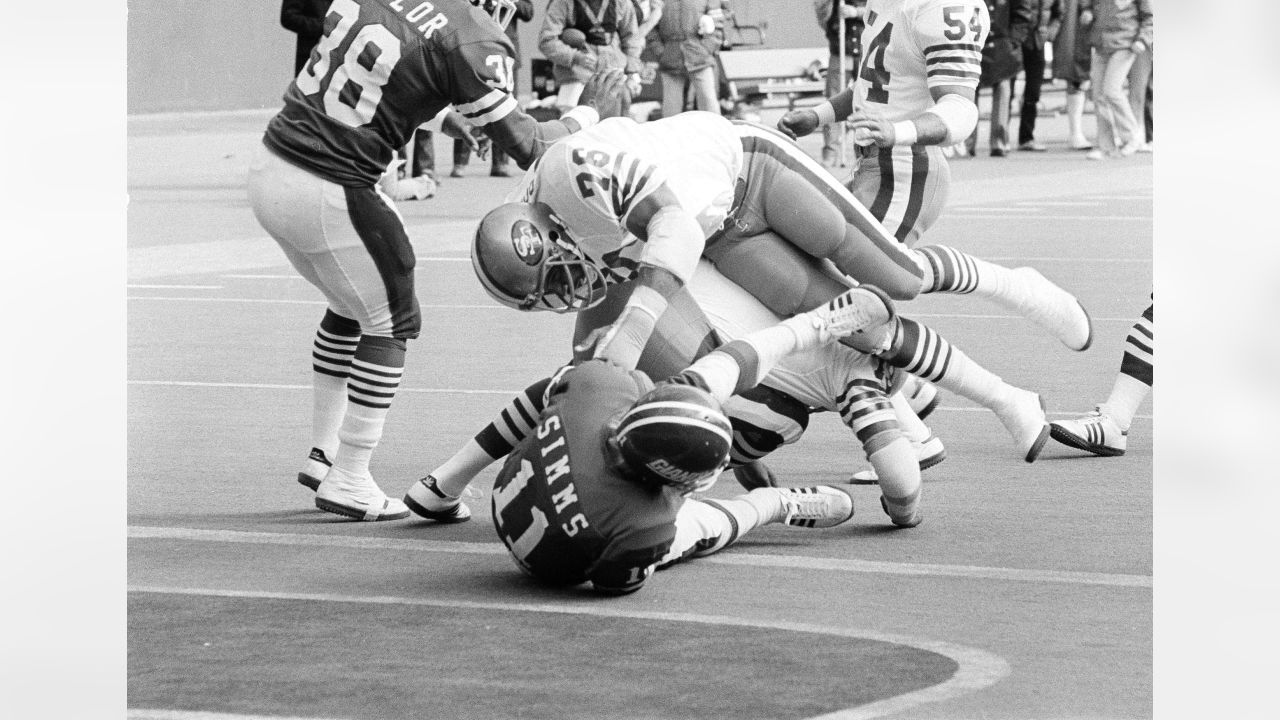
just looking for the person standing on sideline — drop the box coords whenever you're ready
[540,0,646,113]
[280,0,334,75]
[247,0,625,521]
[452,0,535,177]
[1126,35,1152,152]
[1080,0,1152,160]
[1015,0,1061,152]
[814,1,867,166]
[655,0,724,118]
[967,0,1032,157]
[1051,0,1094,149]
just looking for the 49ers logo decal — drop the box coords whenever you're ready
[511,220,545,266]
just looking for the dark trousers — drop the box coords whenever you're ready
[1017,41,1047,146]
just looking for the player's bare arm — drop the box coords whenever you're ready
[847,84,977,147]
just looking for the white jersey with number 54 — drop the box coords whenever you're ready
[854,0,990,122]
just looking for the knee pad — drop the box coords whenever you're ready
[723,384,811,467]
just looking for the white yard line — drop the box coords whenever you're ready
[125,295,1148,321]
[123,380,1152,420]
[944,213,1149,221]
[128,526,1150,588]
[127,284,223,290]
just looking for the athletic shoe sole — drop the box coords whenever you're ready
[315,496,410,522]
[403,493,472,523]
[847,446,946,485]
[1048,424,1126,457]
[297,472,322,491]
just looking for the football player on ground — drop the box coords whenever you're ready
[407,259,928,530]
[247,0,626,521]
[1050,294,1153,456]
[471,286,893,595]
[470,112,1088,464]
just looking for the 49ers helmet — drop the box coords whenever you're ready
[472,201,608,313]
[471,0,518,30]
[616,383,733,495]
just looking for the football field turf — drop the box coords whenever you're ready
[127,109,1152,720]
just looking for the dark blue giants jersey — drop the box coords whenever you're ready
[491,360,683,594]
[264,0,564,187]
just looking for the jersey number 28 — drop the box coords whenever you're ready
[295,0,402,128]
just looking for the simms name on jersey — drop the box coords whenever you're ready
[490,360,682,593]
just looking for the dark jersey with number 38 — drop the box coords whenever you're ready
[264,0,524,187]
[491,360,683,595]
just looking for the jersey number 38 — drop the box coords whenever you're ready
[295,0,402,128]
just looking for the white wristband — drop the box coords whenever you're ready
[814,101,837,127]
[892,120,918,146]
[561,105,600,131]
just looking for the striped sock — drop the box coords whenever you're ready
[311,310,361,459]
[914,245,982,294]
[880,318,1009,410]
[434,377,551,497]
[1104,301,1153,430]
[332,335,405,478]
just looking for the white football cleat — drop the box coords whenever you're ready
[849,434,946,484]
[1050,407,1127,456]
[997,267,1093,351]
[993,388,1050,463]
[802,285,896,345]
[315,466,410,521]
[404,475,473,523]
[297,447,331,491]
[769,486,856,528]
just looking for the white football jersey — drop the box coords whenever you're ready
[508,112,742,285]
[854,0,990,121]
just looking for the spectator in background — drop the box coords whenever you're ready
[541,0,645,113]
[967,0,1032,157]
[1127,38,1152,152]
[280,0,334,75]
[453,0,535,177]
[1051,0,1094,150]
[1080,0,1152,160]
[815,1,867,166]
[1015,0,1061,152]
[655,0,724,118]
[634,0,665,37]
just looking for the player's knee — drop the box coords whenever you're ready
[724,385,810,466]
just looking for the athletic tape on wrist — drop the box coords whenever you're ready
[562,105,600,130]
[892,120,918,146]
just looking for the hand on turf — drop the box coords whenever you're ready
[777,109,820,139]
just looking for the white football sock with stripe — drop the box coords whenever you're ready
[311,310,361,460]
[332,335,405,479]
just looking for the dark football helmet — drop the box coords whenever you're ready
[616,383,733,495]
[472,201,608,312]
[471,0,517,30]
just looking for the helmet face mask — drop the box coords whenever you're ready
[473,203,609,313]
[473,0,518,31]
[614,384,733,496]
